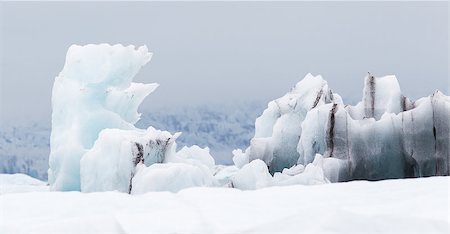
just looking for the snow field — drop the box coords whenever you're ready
[1,174,448,234]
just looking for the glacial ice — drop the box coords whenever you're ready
[80,127,179,193]
[49,43,448,193]
[346,74,404,120]
[51,44,290,194]
[299,78,449,181]
[240,73,343,173]
[131,162,215,193]
[229,157,328,190]
[231,149,249,169]
[166,145,216,170]
[231,159,273,190]
[48,44,156,191]
[48,44,189,192]
[239,73,449,182]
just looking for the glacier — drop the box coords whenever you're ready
[48,43,449,194]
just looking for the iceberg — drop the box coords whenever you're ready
[48,44,156,191]
[49,44,221,193]
[48,43,448,193]
[238,73,343,173]
[129,144,218,193]
[80,127,180,193]
[238,73,449,182]
[298,76,450,181]
[241,74,342,174]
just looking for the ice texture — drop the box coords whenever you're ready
[239,73,342,173]
[166,145,216,170]
[128,145,218,193]
[237,73,449,182]
[80,127,179,193]
[346,74,404,120]
[49,44,234,193]
[298,83,449,181]
[131,162,215,193]
[48,44,160,191]
[229,157,328,190]
[231,159,273,190]
[49,43,448,193]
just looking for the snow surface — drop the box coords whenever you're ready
[1,174,448,233]
[0,174,47,195]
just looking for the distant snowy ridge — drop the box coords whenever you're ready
[0,124,49,180]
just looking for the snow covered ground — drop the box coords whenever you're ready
[1,173,448,233]
[0,174,48,194]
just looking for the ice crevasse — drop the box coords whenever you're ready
[48,44,449,193]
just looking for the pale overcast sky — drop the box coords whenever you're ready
[0,1,448,125]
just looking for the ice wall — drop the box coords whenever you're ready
[48,44,157,191]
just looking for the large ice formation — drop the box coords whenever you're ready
[234,73,343,173]
[49,44,207,193]
[48,44,157,191]
[80,127,180,193]
[49,43,448,193]
[237,73,450,182]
